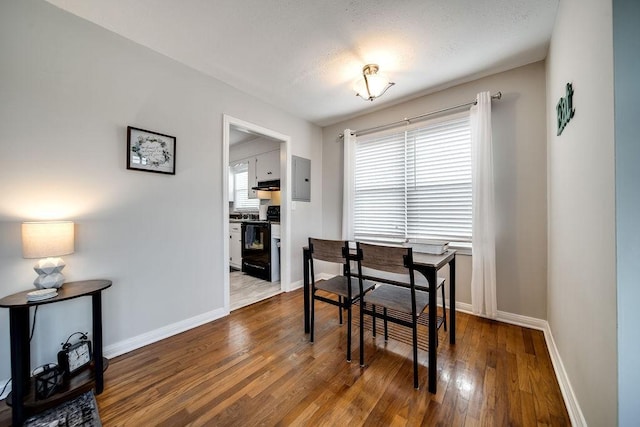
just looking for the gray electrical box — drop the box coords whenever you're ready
[292,155,311,202]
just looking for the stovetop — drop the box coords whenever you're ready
[230,212,259,220]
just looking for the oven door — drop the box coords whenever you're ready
[241,222,271,280]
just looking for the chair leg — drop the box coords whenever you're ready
[359,300,365,367]
[372,305,377,337]
[310,292,315,344]
[347,303,352,362]
[339,296,343,324]
[412,317,419,389]
[441,283,447,332]
[383,307,388,341]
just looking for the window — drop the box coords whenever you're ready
[231,162,259,211]
[353,114,472,243]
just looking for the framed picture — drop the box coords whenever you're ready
[127,126,176,175]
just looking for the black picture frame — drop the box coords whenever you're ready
[127,126,176,175]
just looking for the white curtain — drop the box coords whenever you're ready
[470,92,497,318]
[342,129,355,240]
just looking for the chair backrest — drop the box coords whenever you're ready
[356,242,416,290]
[309,238,348,265]
[358,242,413,274]
[309,238,351,285]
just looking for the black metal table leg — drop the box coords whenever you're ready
[449,257,456,345]
[303,247,311,333]
[92,293,104,394]
[9,306,30,426]
[426,267,437,393]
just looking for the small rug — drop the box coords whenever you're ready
[24,391,101,427]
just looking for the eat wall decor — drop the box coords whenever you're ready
[556,82,575,136]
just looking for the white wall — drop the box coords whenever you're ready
[322,62,548,319]
[0,0,322,386]
[613,0,640,424]
[546,0,617,425]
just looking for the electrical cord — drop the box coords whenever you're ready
[0,378,10,397]
[61,331,88,350]
[29,306,39,342]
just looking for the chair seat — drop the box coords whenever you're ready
[364,285,430,314]
[315,275,376,299]
[363,276,445,315]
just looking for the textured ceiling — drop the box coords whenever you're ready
[45,0,559,127]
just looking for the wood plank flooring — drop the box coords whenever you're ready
[0,289,570,426]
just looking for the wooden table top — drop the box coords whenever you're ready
[0,279,112,308]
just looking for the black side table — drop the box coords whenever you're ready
[0,279,112,426]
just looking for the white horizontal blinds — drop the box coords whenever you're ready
[353,131,406,242]
[406,115,472,241]
[232,163,259,210]
[353,113,472,243]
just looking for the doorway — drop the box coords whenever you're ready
[222,115,291,312]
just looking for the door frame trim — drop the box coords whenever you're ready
[222,114,291,311]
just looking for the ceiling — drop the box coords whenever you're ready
[45,0,559,127]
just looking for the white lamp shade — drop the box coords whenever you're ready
[22,221,75,259]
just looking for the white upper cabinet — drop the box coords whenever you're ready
[255,150,280,182]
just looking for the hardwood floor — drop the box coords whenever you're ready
[0,289,570,426]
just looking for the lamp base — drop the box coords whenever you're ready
[33,257,66,289]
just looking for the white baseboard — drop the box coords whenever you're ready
[103,307,228,359]
[454,301,585,426]
[287,273,333,293]
[541,322,587,427]
[288,279,303,291]
[454,302,548,331]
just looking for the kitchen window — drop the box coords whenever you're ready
[231,162,259,211]
[352,113,472,244]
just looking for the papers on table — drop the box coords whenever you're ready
[406,239,449,255]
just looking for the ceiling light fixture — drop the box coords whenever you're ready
[354,64,395,102]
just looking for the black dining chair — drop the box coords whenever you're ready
[356,242,445,389]
[308,238,375,362]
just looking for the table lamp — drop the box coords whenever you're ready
[22,221,75,289]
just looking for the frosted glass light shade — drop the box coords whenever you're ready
[354,64,395,101]
[22,221,74,289]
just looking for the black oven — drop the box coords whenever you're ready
[241,221,271,280]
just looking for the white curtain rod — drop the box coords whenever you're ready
[340,91,502,138]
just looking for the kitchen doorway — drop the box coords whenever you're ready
[222,115,291,312]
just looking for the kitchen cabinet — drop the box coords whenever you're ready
[292,155,311,202]
[256,150,280,182]
[229,222,242,269]
[270,223,281,282]
[247,150,279,199]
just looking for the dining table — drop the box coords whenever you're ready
[302,245,456,394]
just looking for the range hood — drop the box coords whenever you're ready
[252,179,280,191]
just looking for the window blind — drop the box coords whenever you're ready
[231,163,260,211]
[353,114,472,243]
